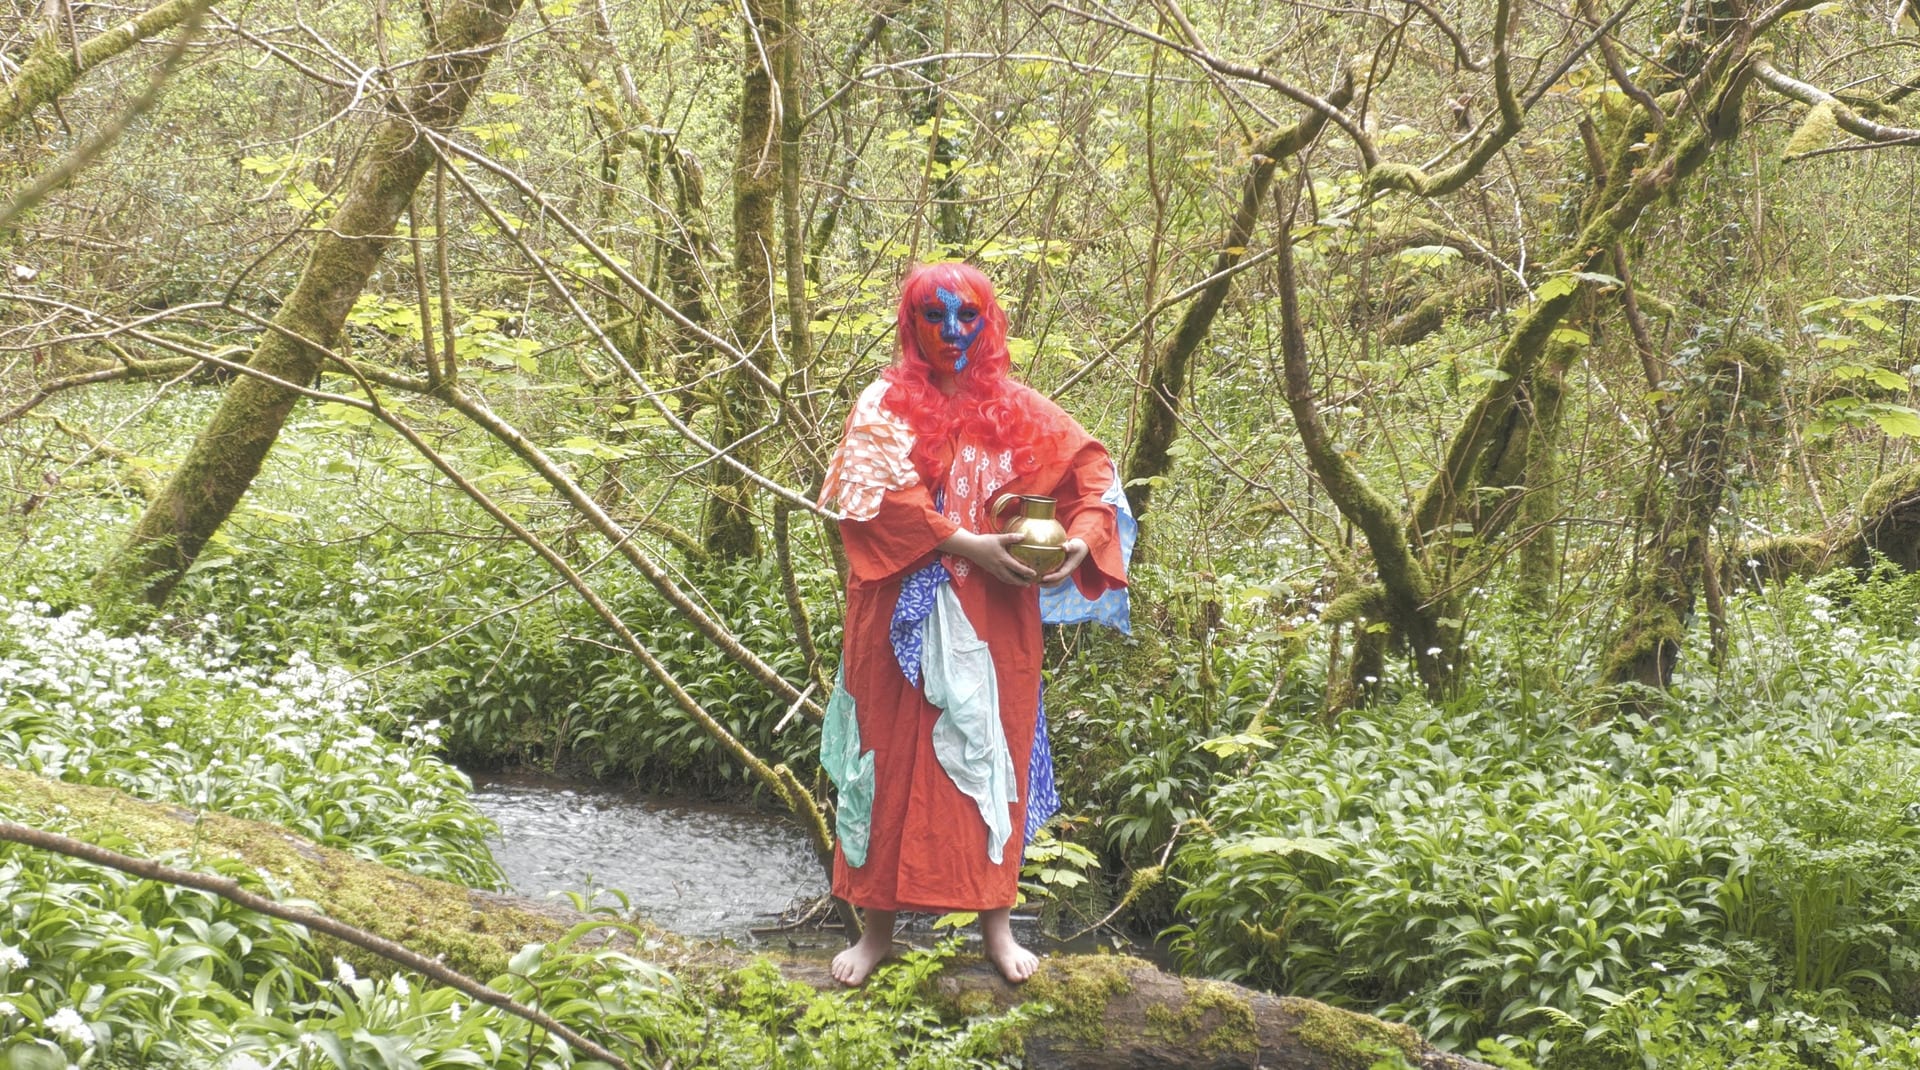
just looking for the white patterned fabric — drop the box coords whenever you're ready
[818,380,919,520]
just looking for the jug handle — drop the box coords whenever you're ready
[991,492,1023,527]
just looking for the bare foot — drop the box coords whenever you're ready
[831,909,895,987]
[981,908,1040,984]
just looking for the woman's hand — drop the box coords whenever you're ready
[939,529,1038,586]
[1039,538,1088,587]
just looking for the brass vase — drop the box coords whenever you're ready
[993,493,1068,575]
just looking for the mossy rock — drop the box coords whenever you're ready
[927,953,1493,1069]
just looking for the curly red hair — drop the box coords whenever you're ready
[882,263,1064,486]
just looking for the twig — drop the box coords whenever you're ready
[0,818,634,1069]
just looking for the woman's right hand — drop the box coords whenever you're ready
[939,529,1038,586]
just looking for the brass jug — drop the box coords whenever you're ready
[992,493,1069,575]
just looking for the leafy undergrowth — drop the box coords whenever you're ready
[1171,576,1920,1069]
[0,597,501,888]
[0,601,1024,1068]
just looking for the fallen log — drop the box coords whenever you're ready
[0,767,1491,1070]
[1736,462,1920,587]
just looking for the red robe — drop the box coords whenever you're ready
[827,382,1126,912]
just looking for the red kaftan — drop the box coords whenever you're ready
[827,381,1126,912]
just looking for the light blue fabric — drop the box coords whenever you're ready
[923,582,1018,865]
[1038,458,1136,633]
[820,672,874,867]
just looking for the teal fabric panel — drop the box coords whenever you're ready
[923,583,1018,864]
[820,672,874,867]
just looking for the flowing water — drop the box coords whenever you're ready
[473,773,1160,961]
[472,773,828,938]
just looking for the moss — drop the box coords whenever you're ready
[1736,535,1835,585]
[1142,979,1259,1056]
[1364,160,1430,196]
[1281,995,1423,1069]
[1320,585,1385,626]
[0,767,576,979]
[1861,465,1920,527]
[1022,954,1137,1045]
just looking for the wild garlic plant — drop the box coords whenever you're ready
[0,597,502,887]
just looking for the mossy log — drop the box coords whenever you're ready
[1734,464,1920,587]
[923,957,1493,1070]
[0,768,1490,1070]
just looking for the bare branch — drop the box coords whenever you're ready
[0,818,637,1070]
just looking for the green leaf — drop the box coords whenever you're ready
[932,911,978,930]
[1868,405,1920,438]
[1533,275,1578,303]
[1396,245,1462,269]
[1867,368,1909,391]
[1217,836,1343,862]
[1198,732,1277,759]
[507,942,545,975]
[1550,328,1591,346]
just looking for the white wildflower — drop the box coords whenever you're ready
[46,1006,91,1045]
[391,973,411,997]
[0,944,27,970]
[226,1055,265,1070]
[335,956,357,984]
[0,999,14,1017]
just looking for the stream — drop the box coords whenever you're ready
[472,773,827,939]
[472,773,1149,959]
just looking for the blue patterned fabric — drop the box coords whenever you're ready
[1038,459,1136,633]
[890,560,948,686]
[1024,685,1058,842]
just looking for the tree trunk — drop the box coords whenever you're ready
[0,767,1492,1070]
[1604,338,1781,688]
[701,0,783,559]
[1122,77,1353,521]
[93,0,526,607]
[1515,341,1579,612]
[904,2,968,254]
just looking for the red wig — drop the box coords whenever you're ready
[883,263,1064,486]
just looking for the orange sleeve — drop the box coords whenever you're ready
[841,483,962,586]
[1049,435,1127,599]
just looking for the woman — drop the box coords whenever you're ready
[817,262,1133,985]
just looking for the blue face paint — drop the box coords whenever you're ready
[920,285,985,372]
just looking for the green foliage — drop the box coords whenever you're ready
[1166,577,1920,1066]
[0,598,502,888]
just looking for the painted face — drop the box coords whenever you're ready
[913,284,987,373]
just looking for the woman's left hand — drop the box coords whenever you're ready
[1039,538,1088,587]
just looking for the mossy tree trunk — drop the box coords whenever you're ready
[0,0,215,138]
[1121,78,1354,522]
[1604,338,1783,688]
[1515,340,1580,612]
[92,0,526,608]
[1301,26,1762,705]
[700,0,783,559]
[904,2,968,255]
